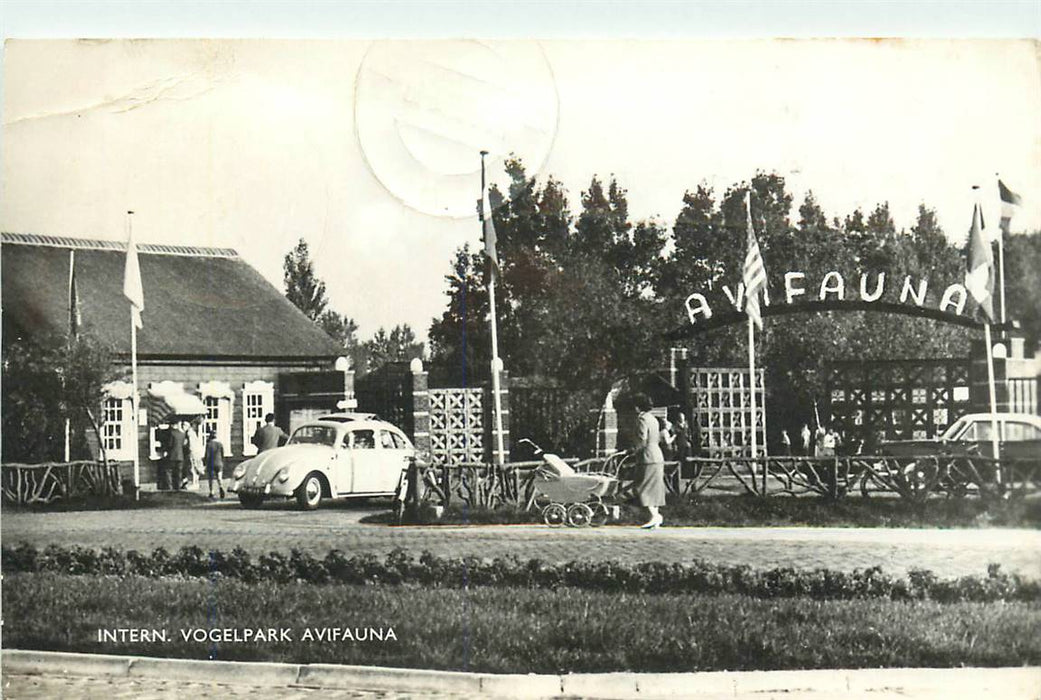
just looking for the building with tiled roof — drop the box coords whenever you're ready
[2,232,349,483]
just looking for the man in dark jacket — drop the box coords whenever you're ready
[252,413,287,453]
[167,421,187,490]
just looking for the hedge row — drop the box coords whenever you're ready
[3,543,1038,604]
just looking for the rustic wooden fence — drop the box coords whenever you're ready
[1,461,122,505]
[409,453,1041,510]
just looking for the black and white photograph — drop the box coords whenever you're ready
[2,2,1040,698]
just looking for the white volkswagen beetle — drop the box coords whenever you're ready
[229,413,416,509]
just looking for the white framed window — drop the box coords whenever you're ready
[199,381,234,456]
[100,381,135,461]
[241,380,275,456]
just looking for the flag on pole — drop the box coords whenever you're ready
[123,221,144,329]
[999,179,1022,235]
[481,184,500,277]
[68,250,82,339]
[742,191,768,330]
[964,202,995,322]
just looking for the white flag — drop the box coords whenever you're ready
[123,227,144,329]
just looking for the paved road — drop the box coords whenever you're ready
[4,501,1040,578]
[1,674,469,699]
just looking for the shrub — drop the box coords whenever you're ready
[3,543,1038,604]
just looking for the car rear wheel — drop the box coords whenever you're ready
[238,493,265,509]
[295,472,324,510]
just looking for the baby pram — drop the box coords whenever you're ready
[520,439,624,527]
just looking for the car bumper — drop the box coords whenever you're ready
[229,480,294,497]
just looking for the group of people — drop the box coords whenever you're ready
[779,424,844,457]
[156,419,226,499]
[156,413,288,499]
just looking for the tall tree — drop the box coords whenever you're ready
[283,238,328,321]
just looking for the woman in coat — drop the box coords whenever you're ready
[629,392,665,529]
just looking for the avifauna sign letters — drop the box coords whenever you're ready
[684,270,971,327]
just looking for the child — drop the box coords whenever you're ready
[204,429,226,500]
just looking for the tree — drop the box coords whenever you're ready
[427,245,491,384]
[2,332,123,464]
[429,160,669,390]
[317,309,368,371]
[283,238,328,321]
[364,324,425,374]
[1004,231,1041,352]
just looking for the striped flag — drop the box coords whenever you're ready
[123,223,144,329]
[742,191,768,329]
[481,184,500,276]
[999,179,1022,235]
[964,202,994,322]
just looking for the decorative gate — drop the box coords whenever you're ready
[428,387,485,466]
[826,359,971,446]
[687,368,766,458]
[355,365,413,438]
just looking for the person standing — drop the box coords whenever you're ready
[156,424,172,490]
[252,413,287,453]
[204,429,226,500]
[186,419,205,489]
[166,420,187,490]
[781,429,792,456]
[629,393,665,530]
[670,410,693,489]
[800,423,812,456]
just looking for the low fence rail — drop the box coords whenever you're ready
[410,453,1041,509]
[1,461,122,505]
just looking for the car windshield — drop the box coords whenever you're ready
[288,425,338,447]
[939,417,970,441]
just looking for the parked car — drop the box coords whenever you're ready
[880,412,1041,460]
[230,413,416,509]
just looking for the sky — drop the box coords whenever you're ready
[2,4,1039,345]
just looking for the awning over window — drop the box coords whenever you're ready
[143,389,207,425]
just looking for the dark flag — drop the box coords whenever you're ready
[999,179,1022,235]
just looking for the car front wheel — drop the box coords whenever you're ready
[295,472,324,510]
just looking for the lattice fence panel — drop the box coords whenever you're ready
[428,388,485,466]
[827,359,971,448]
[687,367,766,458]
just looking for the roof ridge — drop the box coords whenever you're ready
[1,232,240,259]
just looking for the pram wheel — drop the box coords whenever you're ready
[543,502,567,527]
[589,502,610,527]
[566,502,594,528]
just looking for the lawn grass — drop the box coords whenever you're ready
[4,573,1040,673]
[366,494,1041,529]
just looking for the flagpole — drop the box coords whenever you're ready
[64,250,74,462]
[971,187,1002,484]
[984,321,1002,477]
[995,175,1007,333]
[481,151,506,466]
[128,211,141,500]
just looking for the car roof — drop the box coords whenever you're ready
[303,414,409,435]
[317,412,380,423]
[956,413,1041,426]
